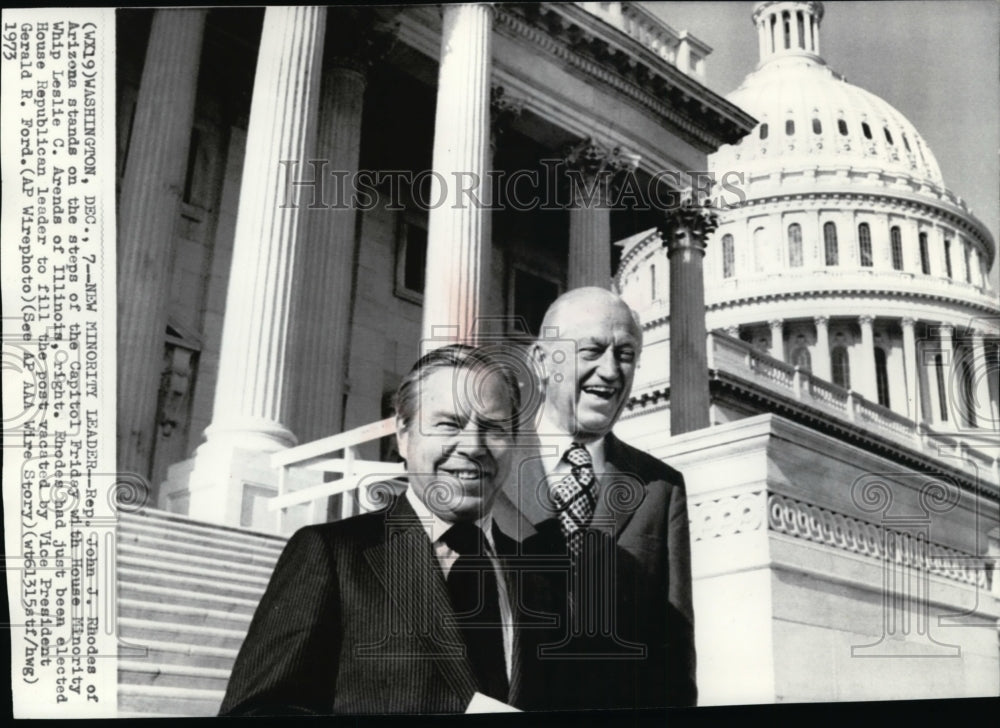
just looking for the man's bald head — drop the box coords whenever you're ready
[533,287,643,442]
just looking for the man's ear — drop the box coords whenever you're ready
[530,342,547,381]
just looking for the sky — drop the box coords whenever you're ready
[643,0,1000,287]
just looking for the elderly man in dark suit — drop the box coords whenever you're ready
[493,287,697,709]
[220,344,555,715]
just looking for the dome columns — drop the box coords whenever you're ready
[752,1,824,65]
[813,316,831,380]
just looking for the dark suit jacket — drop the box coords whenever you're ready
[219,495,558,715]
[492,431,697,708]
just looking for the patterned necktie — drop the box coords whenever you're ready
[551,442,597,554]
[441,522,508,702]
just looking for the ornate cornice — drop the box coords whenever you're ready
[493,4,756,152]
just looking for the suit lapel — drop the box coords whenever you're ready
[594,434,647,539]
[362,498,478,702]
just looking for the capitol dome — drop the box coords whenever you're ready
[617,0,999,441]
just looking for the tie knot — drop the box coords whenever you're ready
[441,521,486,556]
[566,442,593,468]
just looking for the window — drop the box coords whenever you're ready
[832,346,850,389]
[722,234,735,278]
[960,352,976,427]
[861,122,872,140]
[874,348,890,407]
[858,223,873,267]
[753,227,768,272]
[783,11,791,48]
[837,119,848,136]
[796,12,805,48]
[650,264,656,301]
[824,222,839,266]
[935,354,948,421]
[785,119,795,136]
[919,232,931,274]
[792,346,812,371]
[759,123,769,140]
[787,223,803,267]
[944,238,953,278]
[884,127,894,145]
[890,226,903,270]
[395,213,428,303]
[963,244,972,283]
[812,118,822,134]
[902,133,911,152]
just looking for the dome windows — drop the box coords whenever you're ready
[918,232,931,274]
[861,122,872,140]
[858,223,873,267]
[760,123,769,140]
[884,127,894,145]
[785,119,795,136]
[722,234,735,278]
[890,226,903,271]
[788,224,804,267]
[874,348,890,408]
[823,222,839,266]
[831,346,850,389]
[837,119,848,136]
[944,238,953,278]
[812,118,822,134]
[901,133,911,152]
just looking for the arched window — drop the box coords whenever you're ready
[837,119,848,136]
[890,226,903,270]
[812,118,822,134]
[650,264,656,301]
[960,350,976,427]
[874,347,890,407]
[753,227,768,272]
[722,234,735,278]
[796,12,805,48]
[759,123,769,140]
[824,222,839,266]
[963,244,972,283]
[861,122,872,140]
[919,231,931,274]
[792,346,812,371]
[884,128,894,145]
[783,11,791,49]
[787,223,803,267]
[785,119,795,136]
[858,223,873,267]
[935,353,948,422]
[831,346,850,389]
[944,238,953,278]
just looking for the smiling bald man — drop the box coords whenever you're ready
[494,287,697,709]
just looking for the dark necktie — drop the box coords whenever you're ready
[441,522,508,702]
[550,442,597,554]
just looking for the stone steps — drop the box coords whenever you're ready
[115,508,285,717]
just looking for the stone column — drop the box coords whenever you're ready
[665,200,719,435]
[288,11,392,444]
[757,18,768,57]
[814,316,831,380]
[938,324,955,423]
[179,6,327,525]
[422,3,493,346]
[790,10,801,50]
[564,138,639,290]
[117,9,207,480]
[858,315,877,401]
[768,318,785,361]
[901,317,920,421]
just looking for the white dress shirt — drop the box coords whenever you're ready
[404,488,513,680]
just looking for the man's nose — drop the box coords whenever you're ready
[455,421,490,453]
[594,348,620,380]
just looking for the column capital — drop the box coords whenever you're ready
[323,8,398,74]
[489,84,524,152]
[768,318,784,331]
[938,322,955,337]
[901,316,917,329]
[663,198,719,256]
[563,136,640,179]
[858,314,875,327]
[814,315,829,327]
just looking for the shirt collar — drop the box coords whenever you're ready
[404,486,496,548]
[536,409,607,478]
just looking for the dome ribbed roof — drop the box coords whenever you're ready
[721,54,944,187]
